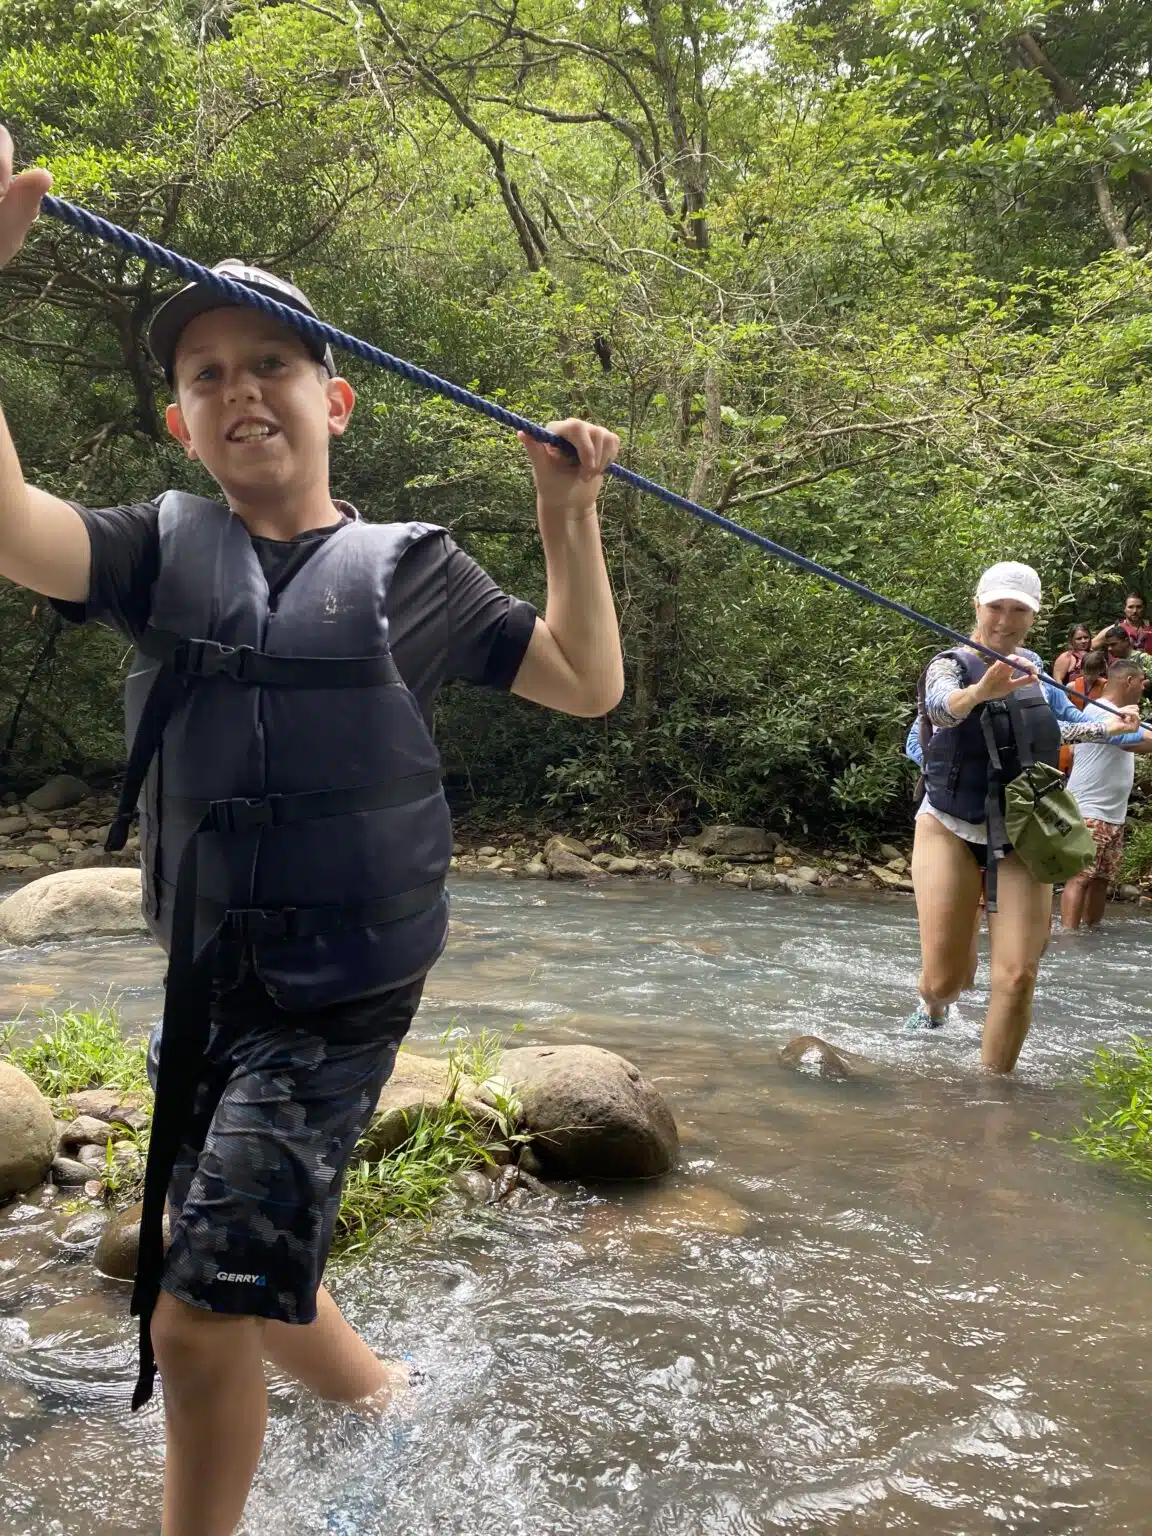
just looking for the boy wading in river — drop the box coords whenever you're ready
[0,128,624,1536]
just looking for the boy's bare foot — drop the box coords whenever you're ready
[351,1357,416,1414]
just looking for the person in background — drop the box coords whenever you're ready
[1059,647,1109,775]
[907,562,1141,1073]
[1060,658,1152,930]
[1052,623,1091,687]
[1103,626,1152,685]
[1092,593,1152,655]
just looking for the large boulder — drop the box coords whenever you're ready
[499,1045,678,1179]
[24,774,89,813]
[688,825,777,859]
[0,867,145,945]
[0,1064,57,1199]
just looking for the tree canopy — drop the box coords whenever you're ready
[3,0,1152,839]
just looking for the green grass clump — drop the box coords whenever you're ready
[1069,1036,1152,1181]
[2,1000,151,1100]
[332,1029,528,1259]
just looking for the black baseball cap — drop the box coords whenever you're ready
[147,259,337,385]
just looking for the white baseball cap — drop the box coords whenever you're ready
[976,561,1041,613]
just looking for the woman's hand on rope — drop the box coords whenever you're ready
[972,656,1039,703]
[518,418,621,521]
[0,128,52,269]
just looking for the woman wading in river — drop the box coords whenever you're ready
[908,563,1141,1072]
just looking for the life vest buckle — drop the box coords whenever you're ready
[177,639,257,680]
[223,906,298,941]
[207,794,280,833]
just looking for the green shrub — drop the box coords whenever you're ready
[1069,1036,1152,1182]
[1120,818,1152,883]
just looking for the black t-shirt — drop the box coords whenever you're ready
[52,499,536,714]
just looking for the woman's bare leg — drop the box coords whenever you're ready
[964,900,982,989]
[911,813,985,1019]
[983,853,1053,1073]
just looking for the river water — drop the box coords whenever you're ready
[2,876,1151,1534]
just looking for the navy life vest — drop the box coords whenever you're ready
[109,491,455,1409]
[919,647,1061,825]
[117,491,453,1003]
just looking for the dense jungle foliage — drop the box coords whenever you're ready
[4,0,1152,840]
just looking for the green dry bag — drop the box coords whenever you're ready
[1003,762,1095,885]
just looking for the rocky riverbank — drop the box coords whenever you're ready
[4,776,1151,905]
[0,1004,683,1282]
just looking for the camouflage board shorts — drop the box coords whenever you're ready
[147,969,424,1323]
[1084,816,1125,883]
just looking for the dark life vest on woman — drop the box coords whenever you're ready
[919,648,1061,825]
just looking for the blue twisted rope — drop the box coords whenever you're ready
[35,193,1148,731]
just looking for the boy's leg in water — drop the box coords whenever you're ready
[911,813,984,1019]
[982,853,1053,1073]
[263,1285,408,1405]
[150,978,422,1535]
[152,1299,268,1536]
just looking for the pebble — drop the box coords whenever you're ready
[54,1211,110,1254]
[452,1169,495,1203]
[58,1115,116,1151]
[607,856,640,874]
[477,845,498,857]
[52,1156,93,1186]
[46,827,70,844]
[27,843,60,862]
[0,1382,41,1419]
[671,848,707,871]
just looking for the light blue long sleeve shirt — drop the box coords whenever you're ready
[904,659,1144,768]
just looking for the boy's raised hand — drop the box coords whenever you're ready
[517,418,621,521]
[0,127,52,270]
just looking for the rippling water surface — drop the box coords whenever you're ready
[2,877,1151,1534]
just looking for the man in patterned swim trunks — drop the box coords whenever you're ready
[1061,658,1152,930]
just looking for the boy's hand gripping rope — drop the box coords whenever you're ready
[36,194,1150,734]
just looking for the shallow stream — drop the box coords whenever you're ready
[2,877,1151,1534]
